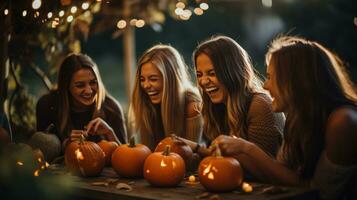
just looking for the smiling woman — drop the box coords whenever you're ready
[36,53,127,152]
[128,45,203,150]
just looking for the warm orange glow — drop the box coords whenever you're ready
[146,169,150,174]
[34,170,40,176]
[75,149,84,160]
[189,175,195,182]
[172,161,176,169]
[208,172,214,180]
[212,166,218,172]
[37,158,42,163]
[203,164,211,176]
[17,161,24,166]
[242,182,253,192]
[45,162,49,167]
[160,159,167,167]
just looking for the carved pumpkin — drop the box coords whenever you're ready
[155,134,193,167]
[28,124,61,162]
[3,143,47,175]
[199,145,243,192]
[65,136,105,177]
[112,137,151,178]
[97,140,119,166]
[144,145,185,187]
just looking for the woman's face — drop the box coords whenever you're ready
[140,62,163,104]
[196,53,227,104]
[69,68,98,109]
[263,59,287,112]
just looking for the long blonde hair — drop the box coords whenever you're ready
[129,45,200,148]
[57,53,106,138]
[193,35,264,140]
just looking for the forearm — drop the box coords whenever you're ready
[242,142,302,186]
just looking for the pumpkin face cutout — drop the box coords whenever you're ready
[144,145,185,187]
[112,137,151,178]
[155,134,193,166]
[97,140,119,166]
[199,146,243,192]
[65,136,105,177]
[28,124,61,162]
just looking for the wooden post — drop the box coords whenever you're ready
[0,7,10,115]
[123,0,136,103]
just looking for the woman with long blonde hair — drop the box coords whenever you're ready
[129,45,203,150]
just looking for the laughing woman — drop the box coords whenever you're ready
[181,35,285,162]
[36,53,127,149]
[128,44,203,150]
[216,36,357,199]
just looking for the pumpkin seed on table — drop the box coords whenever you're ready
[116,183,132,191]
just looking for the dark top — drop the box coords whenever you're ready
[36,91,127,144]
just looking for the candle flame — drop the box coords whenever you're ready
[208,172,214,180]
[203,164,211,176]
[34,170,40,177]
[160,159,167,167]
[75,149,84,160]
[172,161,176,169]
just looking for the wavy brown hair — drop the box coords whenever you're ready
[193,35,265,141]
[266,36,357,179]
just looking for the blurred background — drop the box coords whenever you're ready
[1,0,357,141]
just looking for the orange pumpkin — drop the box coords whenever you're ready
[199,145,243,192]
[155,134,193,166]
[97,140,119,166]
[112,137,151,178]
[65,136,105,177]
[144,145,185,187]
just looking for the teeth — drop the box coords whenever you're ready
[147,91,158,96]
[205,87,218,92]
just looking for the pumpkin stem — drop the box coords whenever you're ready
[170,133,177,138]
[129,136,136,147]
[162,145,171,156]
[213,144,222,157]
[79,134,86,144]
[45,123,55,134]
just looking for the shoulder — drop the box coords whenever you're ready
[248,93,273,114]
[325,106,357,164]
[103,95,124,113]
[36,91,58,109]
[186,101,202,118]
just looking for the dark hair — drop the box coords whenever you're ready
[266,36,357,179]
[57,53,106,137]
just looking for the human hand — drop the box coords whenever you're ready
[86,117,114,137]
[214,135,250,156]
[70,130,87,141]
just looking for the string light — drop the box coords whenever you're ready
[135,19,145,28]
[82,2,90,10]
[47,12,53,19]
[22,10,28,17]
[67,15,74,22]
[34,11,40,18]
[194,8,204,16]
[59,10,65,17]
[4,9,9,15]
[130,19,137,26]
[176,2,185,9]
[70,6,77,14]
[117,20,127,29]
[32,0,42,10]
[175,8,184,16]
[200,3,209,10]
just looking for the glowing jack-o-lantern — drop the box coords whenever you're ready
[144,145,185,187]
[65,135,105,177]
[198,145,243,192]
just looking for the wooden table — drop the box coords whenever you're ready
[50,166,319,200]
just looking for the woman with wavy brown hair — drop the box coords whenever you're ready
[181,35,284,163]
[128,44,203,150]
[216,36,357,199]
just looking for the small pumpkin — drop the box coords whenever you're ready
[28,124,61,162]
[112,136,151,178]
[155,134,193,166]
[97,140,119,166]
[144,145,185,187]
[64,136,105,177]
[3,143,47,174]
[199,145,243,192]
